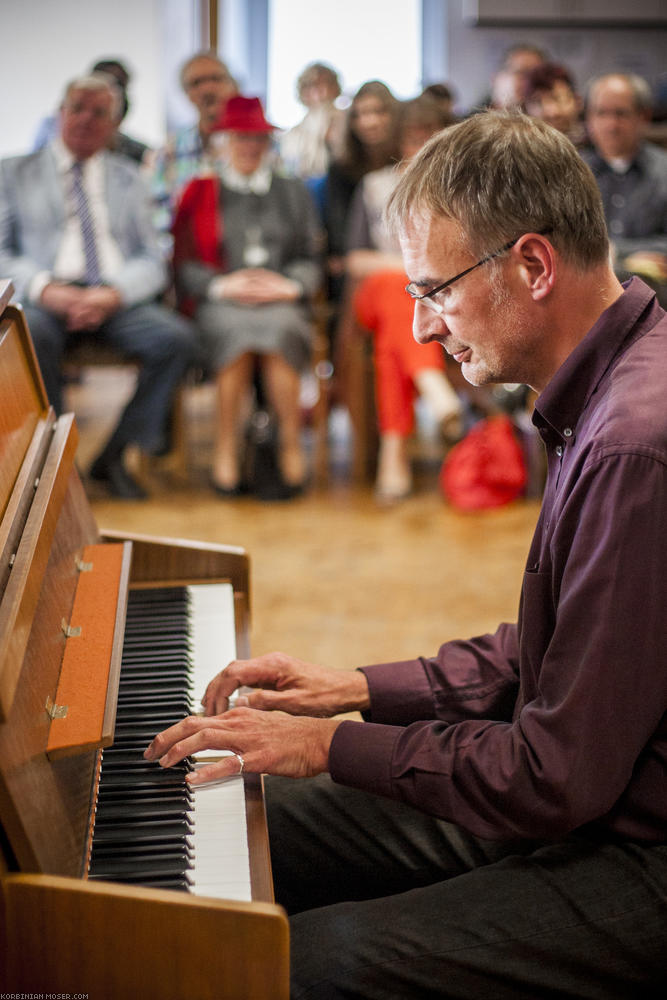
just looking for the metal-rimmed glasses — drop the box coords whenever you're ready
[405,237,520,315]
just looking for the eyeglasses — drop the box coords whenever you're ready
[405,238,520,315]
[185,73,232,89]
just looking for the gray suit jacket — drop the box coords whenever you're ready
[0,145,166,306]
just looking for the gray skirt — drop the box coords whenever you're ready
[195,299,313,373]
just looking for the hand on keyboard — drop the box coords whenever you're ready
[143,706,341,785]
[200,651,371,717]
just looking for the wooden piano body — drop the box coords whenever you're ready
[0,282,288,998]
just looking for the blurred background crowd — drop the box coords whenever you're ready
[1,0,665,506]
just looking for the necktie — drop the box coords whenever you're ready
[70,161,101,285]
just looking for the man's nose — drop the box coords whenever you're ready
[412,302,446,345]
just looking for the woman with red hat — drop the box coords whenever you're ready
[172,95,322,498]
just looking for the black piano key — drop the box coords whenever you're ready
[95,797,189,817]
[91,820,193,845]
[89,873,194,890]
[89,853,193,878]
[89,584,210,892]
[91,839,193,860]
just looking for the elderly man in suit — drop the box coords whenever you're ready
[0,74,194,499]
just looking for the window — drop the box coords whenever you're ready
[266,0,422,128]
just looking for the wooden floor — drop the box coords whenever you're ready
[69,367,541,673]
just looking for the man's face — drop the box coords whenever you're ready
[399,214,546,389]
[60,87,116,160]
[525,80,581,135]
[183,57,237,134]
[586,77,647,161]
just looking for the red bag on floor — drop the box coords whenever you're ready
[440,414,527,510]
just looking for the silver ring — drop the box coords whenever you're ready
[234,752,245,775]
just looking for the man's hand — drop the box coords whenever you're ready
[143,707,341,785]
[40,282,85,318]
[200,651,371,717]
[40,282,122,330]
[65,286,122,330]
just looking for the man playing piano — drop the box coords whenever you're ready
[145,111,667,998]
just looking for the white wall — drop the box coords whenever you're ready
[0,0,174,159]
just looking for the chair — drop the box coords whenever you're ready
[165,301,333,488]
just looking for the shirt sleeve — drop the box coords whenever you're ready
[329,449,667,841]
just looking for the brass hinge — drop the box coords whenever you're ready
[45,694,68,720]
[61,618,82,638]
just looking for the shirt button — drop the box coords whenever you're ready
[610,218,624,235]
[611,193,625,208]
[563,427,573,438]
[555,445,563,457]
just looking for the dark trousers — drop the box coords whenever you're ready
[24,302,194,457]
[265,774,667,999]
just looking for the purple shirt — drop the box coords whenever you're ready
[329,278,667,843]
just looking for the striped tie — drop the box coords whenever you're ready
[70,160,102,286]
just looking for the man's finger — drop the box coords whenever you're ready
[187,756,245,786]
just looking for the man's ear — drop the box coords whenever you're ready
[515,233,556,301]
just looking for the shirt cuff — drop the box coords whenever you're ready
[360,659,434,725]
[328,718,402,798]
[208,275,228,300]
[29,270,52,303]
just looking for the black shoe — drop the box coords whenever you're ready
[256,477,306,502]
[89,455,148,500]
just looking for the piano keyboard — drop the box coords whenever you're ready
[89,584,252,901]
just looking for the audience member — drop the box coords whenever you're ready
[279,62,346,189]
[148,51,238,232]
[171,96,322,500]
[0,74,193,500]
[486,42,548,110]
[33,58,149,164]
[345,96,461,502]
[421,82,457,119]
[581,72,667,304]
[146,109,667,999]
[523,62,585,146]
[324,80,401,336]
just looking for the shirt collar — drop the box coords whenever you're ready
[534,277,657,440]
[588,142,647,175]
[51,136,106,174]
[220,158,273,195]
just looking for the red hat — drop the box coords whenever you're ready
[214,95,274,133]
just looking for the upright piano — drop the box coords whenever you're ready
[0,281,288,999]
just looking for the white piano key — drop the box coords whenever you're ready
[188,583,237,709]
[186,586,252,902]
[189,768,251,901]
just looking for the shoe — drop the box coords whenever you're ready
[374,484,412,506]
[89,455,148,500]
[254,474,307,502]
[209,475,245,499]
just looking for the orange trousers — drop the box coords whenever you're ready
[353,269,446,435]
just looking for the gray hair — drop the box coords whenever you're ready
[62,73,123,122]
[386,109,609,270]
[585,72,653,116]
